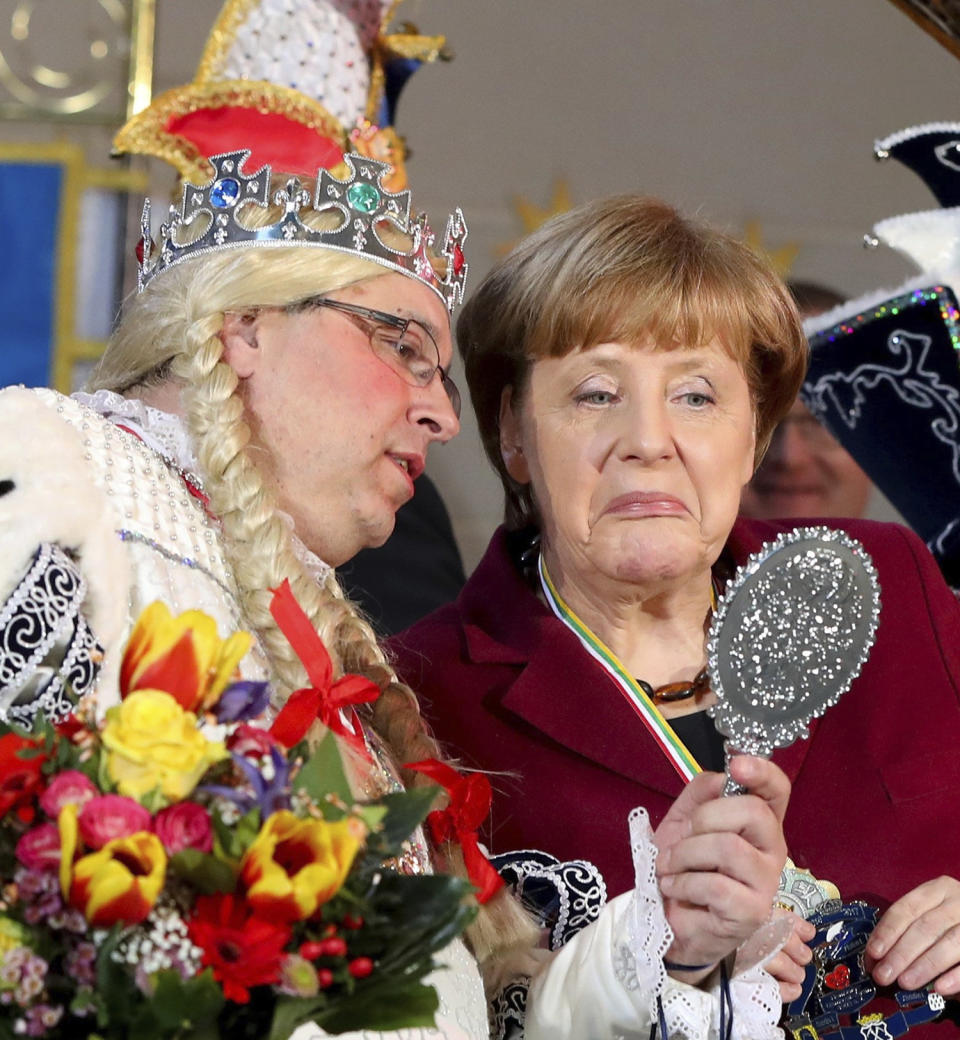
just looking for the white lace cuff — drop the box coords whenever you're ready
[719,964,783,1040]
[628,807,718,1039]
[522,807,784,1039]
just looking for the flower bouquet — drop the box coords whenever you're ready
[0,582,476,1039]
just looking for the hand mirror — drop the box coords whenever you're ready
[706,527,881,795]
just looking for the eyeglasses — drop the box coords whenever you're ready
[297,297,461,418]
[772,412,845,452]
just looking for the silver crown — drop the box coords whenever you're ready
[137,150,468,312]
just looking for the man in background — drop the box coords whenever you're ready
[740,280,874,520]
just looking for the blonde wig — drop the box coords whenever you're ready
[89,207,538,967]
[457,194,809,529]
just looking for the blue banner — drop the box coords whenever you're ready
[0,162,62,388]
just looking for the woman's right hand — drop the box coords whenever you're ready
[654,755,791,982]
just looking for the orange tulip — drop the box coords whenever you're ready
[120,601,251,712]
[240,811,364,922]
[63,823,166,928]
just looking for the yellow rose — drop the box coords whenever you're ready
[102,689,227,803]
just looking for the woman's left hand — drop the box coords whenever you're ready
[866,876,960,995]
[763,909,816,1001]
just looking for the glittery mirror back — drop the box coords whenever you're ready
[706,526,881,761]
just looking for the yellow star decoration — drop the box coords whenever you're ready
[743,219,799,279]
[498,179,575,255]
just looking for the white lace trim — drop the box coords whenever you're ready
[72,389,332,584]
[721,965,782,1040]
[623,807,672,1014]
[73,389,200,474]
[623,808,783,1039]
[624,808,713,1037]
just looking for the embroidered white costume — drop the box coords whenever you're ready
[0,384,784,1040]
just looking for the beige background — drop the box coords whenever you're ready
[8,0,959,568]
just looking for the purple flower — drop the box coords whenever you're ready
[14,867,65,924]
[23,1002,63,1036]
[213,680,271,723]
[201,747,291,818]
[64,942,96,987]
[235,746,292,817]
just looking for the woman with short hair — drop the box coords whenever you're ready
[390,194,960,1034]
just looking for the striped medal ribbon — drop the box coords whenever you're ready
[538,553,701,783]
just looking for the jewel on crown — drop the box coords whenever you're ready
[137,150,468,312]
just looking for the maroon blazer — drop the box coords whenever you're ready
[389,517,960,911]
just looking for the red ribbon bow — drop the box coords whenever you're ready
[404,758,504,904]
[268,580,380,760]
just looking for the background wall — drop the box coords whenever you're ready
[10,0,959,568]
[382,0,958,567]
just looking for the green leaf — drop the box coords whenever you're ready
[266,995,330,1040]
[317,979,440,1034]
[169,847,237,894]
[213,806,261,861]
[343,872,476,972]
[129,968,224,1038]
[354,804,387,832]
[140,785,168,813]
[96,747,114,793]
[294,732,353,813]
[367,786,440,858]
[93,926,144,1029]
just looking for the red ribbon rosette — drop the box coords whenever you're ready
[268,580,379,760]
[404,759,504,904]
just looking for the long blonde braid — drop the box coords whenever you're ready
[180,334,539,964]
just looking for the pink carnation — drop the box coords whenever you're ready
[15,823,61,871]
[78,794,152,849]
[227,723,279,760]
[153,801,213,855]
[39,770,98,818]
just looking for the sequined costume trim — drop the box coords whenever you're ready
[0,543,103,726]
[117,530,236,600]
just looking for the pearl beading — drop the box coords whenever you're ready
[36,389,270,688]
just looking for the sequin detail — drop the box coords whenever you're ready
[812,285,960,353]
[117,530,236,600]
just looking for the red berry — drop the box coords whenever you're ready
[320,937,348,958]
[317,969,334,989]
[348,956,374,979]
[299,941,326,961]
[322,923,338,937]
[343,913,364,930]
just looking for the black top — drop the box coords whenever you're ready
[667,710,726,772]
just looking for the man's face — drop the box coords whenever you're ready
[740,400,872,520]
[222,272,459,566]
